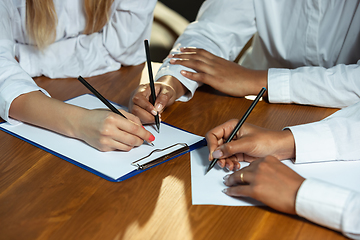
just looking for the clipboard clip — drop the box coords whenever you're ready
[131,143,190,170]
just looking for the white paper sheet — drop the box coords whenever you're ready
[191,146,360,206]
[0,94,204,181]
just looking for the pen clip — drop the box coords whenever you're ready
[131,143,189,170]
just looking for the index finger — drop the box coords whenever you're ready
[205,119,240,159]
[114,114,154,143]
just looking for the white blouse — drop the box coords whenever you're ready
[154,0,360,238]
[0,0,156,123]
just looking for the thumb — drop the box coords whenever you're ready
[212,140,251,160]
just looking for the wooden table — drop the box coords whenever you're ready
[0,64,345,240]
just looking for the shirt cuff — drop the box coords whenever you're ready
[287,121,337,164]
[155,58,201,102]
[296,178,351,232]
[267,68,291,103]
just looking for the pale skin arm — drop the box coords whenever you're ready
[205,120,296,171]
[10,91,155,152]
[129,47,268,123]
[223,156,305,215]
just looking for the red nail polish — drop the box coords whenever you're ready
[149,135,155,142]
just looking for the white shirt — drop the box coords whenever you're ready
[154,0,360,238]
[0,0,156,123]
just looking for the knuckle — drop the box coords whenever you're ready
[98,137,109,147]
[196,73,206,82]
[257,161,270,171]
[121,145,133,152]
[128,124,139,134]
[127,137,140,147]
[160,93,170,102]
[224,144,233,155]
[131,106,143,116]
[99,126,111,136]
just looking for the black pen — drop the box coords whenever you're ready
[77,76,154,146]
[206,87,266,174]
[144,39,161,133]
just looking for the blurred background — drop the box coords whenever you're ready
[150,0,205,62]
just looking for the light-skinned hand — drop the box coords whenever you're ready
[75,108,155,152]
[9,91,155,152]
[129,75,187,124]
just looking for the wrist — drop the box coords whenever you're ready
[157,75,188,99]
[274,129,296,160]
[250,69,268,97]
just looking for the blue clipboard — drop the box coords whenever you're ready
[0,94,206,182]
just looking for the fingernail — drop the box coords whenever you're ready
[223,174,230,181]
[217,161,222,168]
[170,59,176,64]
[225,164,230,171]
[222,188,228,195]
[155,103,163,111]
[149,135,155,142]
[180,70,187,75]
[167,54,174,58]
[212,150,223,158]
[151,109,157,115]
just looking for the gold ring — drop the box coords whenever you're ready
[240,172,245,184]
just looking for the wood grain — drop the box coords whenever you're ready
[0,65,344,240]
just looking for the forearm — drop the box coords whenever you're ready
[9,91,85,139]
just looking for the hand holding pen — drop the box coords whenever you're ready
[77,76,155,150]
[206,88,266,173]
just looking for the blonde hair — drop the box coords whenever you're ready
[26,0,114,50]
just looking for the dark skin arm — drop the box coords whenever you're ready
[205,120,296,171]
[129,47,268,124]
[223,155,305,215]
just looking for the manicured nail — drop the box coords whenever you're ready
[212,149,223,158]
[170,59,176,64]
[149,135,155,142]
[223,174,230,181]
[151,109,157,115]
[225,164,230,171]
[222,188,228,194]
[155,103,163,111]
[180,70,187,75]
[234,162,240,171]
